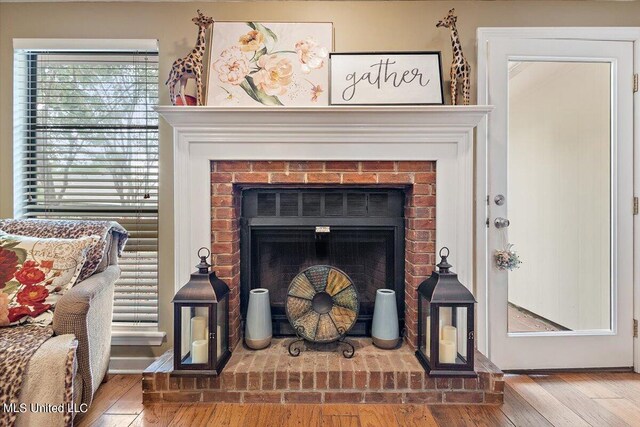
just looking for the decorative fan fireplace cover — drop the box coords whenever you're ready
[285,265,359,343]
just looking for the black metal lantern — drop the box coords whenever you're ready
[416,247,476,377]
[173,248,231,375]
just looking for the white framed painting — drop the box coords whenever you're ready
[206,22,333,106]
[329,52,444,105]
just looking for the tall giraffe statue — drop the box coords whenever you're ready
[166,10,214,106]
[437,9,471,105]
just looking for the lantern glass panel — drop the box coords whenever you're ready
[216,295,228,362]
[420,297,431,359]
[439,306,452,331]
[181,306,210,365]
[456,307,468,362]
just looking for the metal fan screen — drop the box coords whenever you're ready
[286,265,359,343]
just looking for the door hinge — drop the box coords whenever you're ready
[634,197,639,215]
[485,218,490,228]
[634,74,638,93]
[634,319,638,338]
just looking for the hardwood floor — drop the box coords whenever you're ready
[75,372,640,426]
[507,303,565,333]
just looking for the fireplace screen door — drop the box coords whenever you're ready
[483,36,634,370]
[240,189,405,336]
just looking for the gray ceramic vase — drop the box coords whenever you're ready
[371,289,400,349]
[245,288,272,350]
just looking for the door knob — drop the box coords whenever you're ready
[494,217,510,229]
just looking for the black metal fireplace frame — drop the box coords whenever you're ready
[240,188,406,337]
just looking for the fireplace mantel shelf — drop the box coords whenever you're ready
[156,105,493,129]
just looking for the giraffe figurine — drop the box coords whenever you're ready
[166,10,214,106]
[436,9,471,105]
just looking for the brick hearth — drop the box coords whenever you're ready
[210,160,437,350]
[143,339,504,405]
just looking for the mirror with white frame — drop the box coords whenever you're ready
[507,60,612,334]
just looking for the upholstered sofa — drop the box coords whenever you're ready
[0,219,124,427]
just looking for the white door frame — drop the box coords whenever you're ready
[476,27,640,371]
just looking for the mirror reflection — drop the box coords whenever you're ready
[507,61,612,333]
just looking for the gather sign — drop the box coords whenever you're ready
[329,52,444,105]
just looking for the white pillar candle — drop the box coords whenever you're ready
[439,340,457,364]
[441,325,457,343]
[191,339,208,363]
[191,316,207,341]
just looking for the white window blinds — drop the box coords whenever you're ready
[13,46,159,324]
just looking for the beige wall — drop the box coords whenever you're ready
[1,1,640,357]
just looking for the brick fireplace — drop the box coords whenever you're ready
[210,160,436,349]
[147,106,501,405]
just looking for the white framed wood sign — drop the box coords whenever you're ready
[329,52,444,105]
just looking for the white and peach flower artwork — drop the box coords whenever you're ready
[295,38,328,74]
[238,30,265,53]
[253,55,294,96]
[304,79,323,102]
[212,46,250,86]
[207,22,332,106]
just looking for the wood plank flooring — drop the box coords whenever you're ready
[75,372,640,426]
[507,303,564,333]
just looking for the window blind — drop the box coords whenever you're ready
[13,48,159,324]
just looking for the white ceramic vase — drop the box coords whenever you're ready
[245,288,272,350]
[371,289,400,349]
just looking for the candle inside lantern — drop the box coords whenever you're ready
[440,325,458,363]
[442,325,457,343]
[439,340,457,363]
[191,339,208,363]
[191,316,207,341]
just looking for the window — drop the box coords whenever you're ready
[13,41,160,330]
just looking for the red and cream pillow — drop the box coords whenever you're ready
[0,232,99,327]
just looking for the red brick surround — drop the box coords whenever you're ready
[210,160,436,349]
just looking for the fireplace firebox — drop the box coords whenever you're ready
[240,188,405,337]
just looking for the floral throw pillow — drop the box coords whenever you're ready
[0,232,99,327]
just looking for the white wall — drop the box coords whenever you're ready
[507,61,611,331]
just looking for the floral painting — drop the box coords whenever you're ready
[0,234,97,327]
[207,22,333,106]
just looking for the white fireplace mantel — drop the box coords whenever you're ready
[157,105,493,342]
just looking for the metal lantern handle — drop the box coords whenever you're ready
[198,247,211,259]
[437,247,452,273]
[196,247,211,272]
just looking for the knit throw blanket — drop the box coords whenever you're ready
[0,325,54,426]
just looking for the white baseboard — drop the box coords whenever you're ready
[111,324,166,346]
[109,356,158,374]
